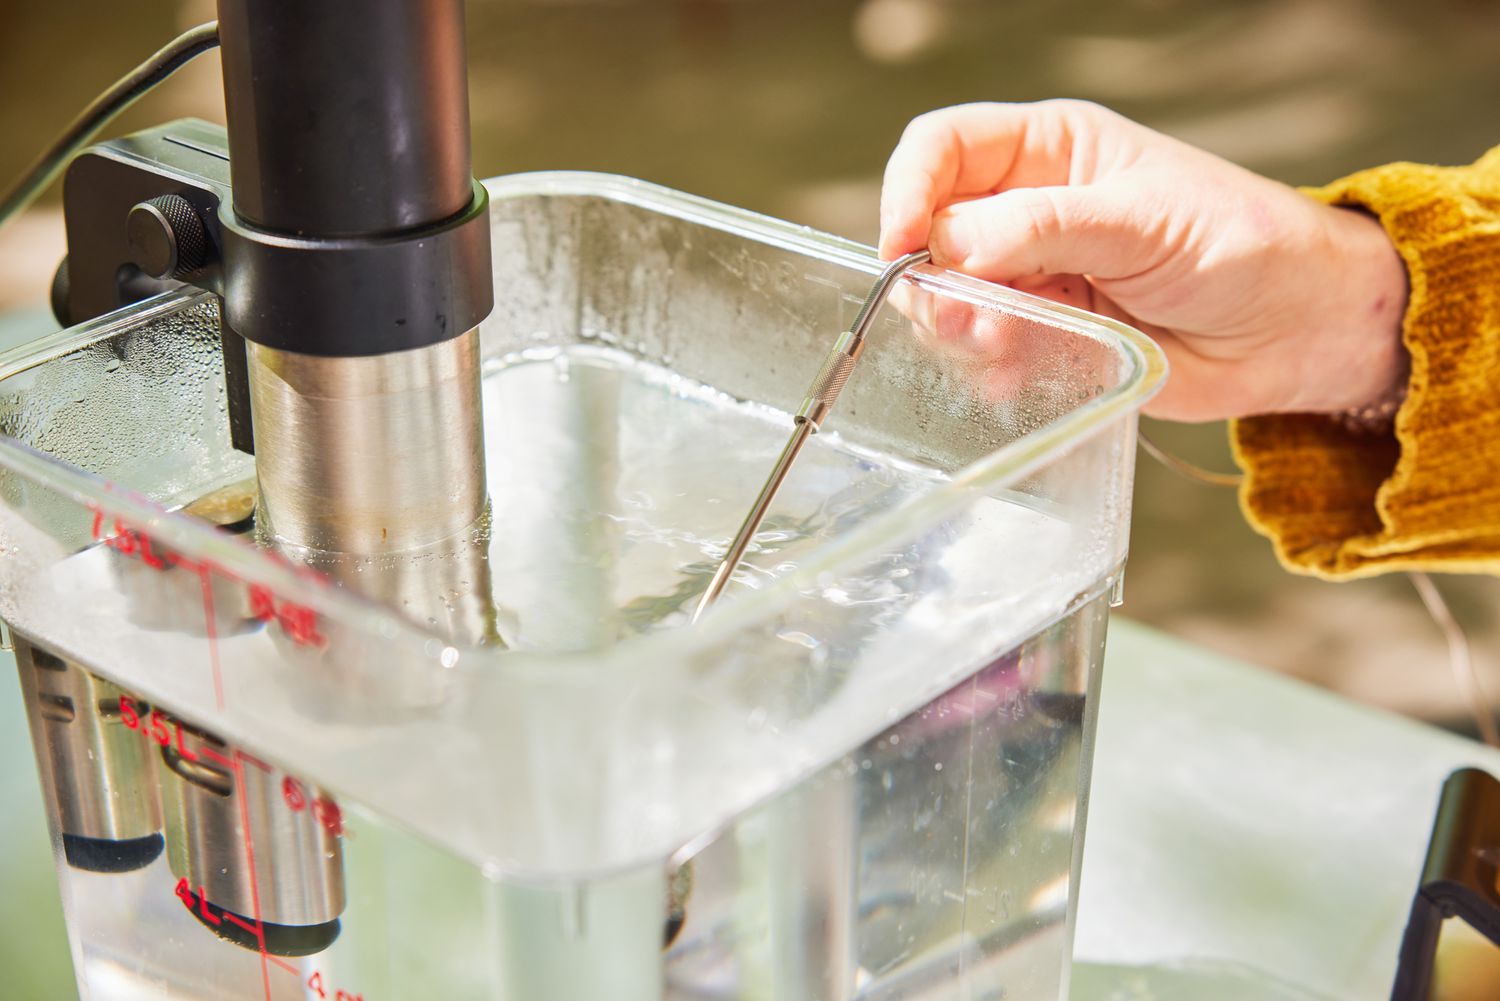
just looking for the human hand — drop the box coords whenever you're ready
[880,100,1408,422]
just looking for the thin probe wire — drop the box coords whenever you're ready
[691,422,814,623]
[1139,425,1499,747]
[1409,572,1499,747]
[692,249,932,623]
[0,21,221,228]
[1137,427,1243,488]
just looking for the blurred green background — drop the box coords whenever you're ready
[3,0,1500,990]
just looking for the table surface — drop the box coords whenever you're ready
[1,617,1493,999]
[1071,620,1500,1000]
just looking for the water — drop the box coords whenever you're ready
[481,344,1034,649]
[11,344,1112,1000]
[20,591,1108,1001]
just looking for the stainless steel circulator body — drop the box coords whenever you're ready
[14,637,164,871]
[248,329,488,556]
[159,723,346,938]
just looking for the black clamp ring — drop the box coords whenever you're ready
[219,180,494,357]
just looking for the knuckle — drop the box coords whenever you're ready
[901,108,946,140]
[1014,188,1064,248]
[902,101,994,141]
[1046,97,1104,117]
[1044,98,1124,130]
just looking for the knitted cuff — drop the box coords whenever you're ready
[1231,146,1500,579]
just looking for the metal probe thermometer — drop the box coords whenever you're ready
[692,249,932,623]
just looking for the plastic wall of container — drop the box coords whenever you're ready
[0,174,1163,999]
[0,171,1165,875]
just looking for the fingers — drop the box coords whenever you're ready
[1142,329,1290,422]
[879,100,1101,260]
[925,183,1165,283]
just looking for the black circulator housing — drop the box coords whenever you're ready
[53,0,495,453]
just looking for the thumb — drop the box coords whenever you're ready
[929,183,1162,284]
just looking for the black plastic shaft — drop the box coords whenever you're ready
[208,0,493,359]
[216,0,474,237]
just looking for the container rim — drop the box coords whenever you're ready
[0,171,1167,678]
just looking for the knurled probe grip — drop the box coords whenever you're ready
[796,249,932,430]
[693,249,931,622]
[795,332,864,431]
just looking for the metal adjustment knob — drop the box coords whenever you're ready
[127,194,209,279]
[49,255,71,326]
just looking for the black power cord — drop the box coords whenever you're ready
[0,21,220,228]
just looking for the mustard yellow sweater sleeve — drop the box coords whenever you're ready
[1230,145,1500,580]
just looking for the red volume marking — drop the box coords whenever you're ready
[147,710,171,747]
[173,722,200,762]
[197,744,233,769]
[91,505,327,652]
[137,533,166,570]
[223,911,258,934]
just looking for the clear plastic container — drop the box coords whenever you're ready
[0,173,1164,1000]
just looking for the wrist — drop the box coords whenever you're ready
[1299,203,1410,416]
